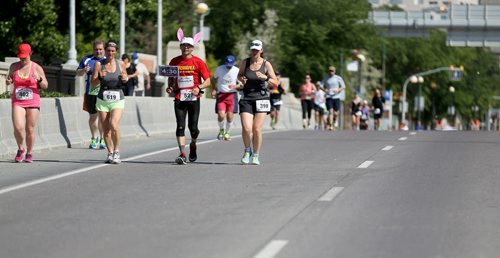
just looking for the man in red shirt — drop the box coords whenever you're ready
[167,28,211,165]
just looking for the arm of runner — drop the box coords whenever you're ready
[263,61,278,88]
[237,60,247,86]
[90,62,102,87]
[119,60,128,83]
[33,64,48,89]
[5,63,14,86]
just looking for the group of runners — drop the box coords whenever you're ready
[165,31,280,165]
[7,32,280,165]
[299,66,346,131]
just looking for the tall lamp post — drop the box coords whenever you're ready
[194,2,210,40]
[448,86,455,127]
[416,76,424,128]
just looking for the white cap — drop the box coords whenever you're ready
[180,37,194,46]
[250,40,263,51]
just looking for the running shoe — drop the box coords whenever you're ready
[99,138,106,149]
[251,154,260,165]
[24,153,33,163]
[89,138,98,149]
[14,149,24,163]
[223,133,231,141]
[217,129,224,140]
[112,152,121,164]
[175,153,187,165]
[105,152,114,163]
[189,142,197,162]
[241,150,252,164]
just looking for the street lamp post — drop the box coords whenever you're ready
[416,76,424,129]
[194,2,210,40]
[401,67,459,129]
[448,86,455,126]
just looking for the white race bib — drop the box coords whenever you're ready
[178,76,194,89]
[180,89,197,101]
[256,99,271,112]
[103,90,120,102]
[374,108,381,114]
[355,111,362,116]
[15,88,33,100]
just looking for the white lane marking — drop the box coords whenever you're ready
[409,132,417,135]
[318,187,344,202]
[254,240,289,258]
[398,137,407,141]
[0,139,220,196]
[358,160,374,168]
[381,145,394,151]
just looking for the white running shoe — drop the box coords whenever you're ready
[251,155,260,165]
[112,152,121,164]
[241,151,252,164]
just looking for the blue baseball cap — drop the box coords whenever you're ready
[225,55,236,66]
[131,52,139,59]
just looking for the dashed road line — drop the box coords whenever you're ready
[358,160,374,168]
[381,145,394,151]
[318,187,344,202]
[254,240,289,258]
[409,132,417,135]
[398,137,407,141]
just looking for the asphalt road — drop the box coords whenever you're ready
[0,129,499,258]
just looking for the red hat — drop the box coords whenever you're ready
[17,43,31,58]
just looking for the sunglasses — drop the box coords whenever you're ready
[180,44,194,48]
[250,43,261,46]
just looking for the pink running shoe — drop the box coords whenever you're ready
[15,149,24,163]
[24,153,33,163]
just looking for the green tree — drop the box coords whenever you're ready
[0,0,66,64]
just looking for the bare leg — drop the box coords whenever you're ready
[24,108,40,154]
[109,108,123,152]
[251,113,267,154]
[12,106,27,150]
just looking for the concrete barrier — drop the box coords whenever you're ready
[0,95,302,158]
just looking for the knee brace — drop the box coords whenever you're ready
[176,125,185,137]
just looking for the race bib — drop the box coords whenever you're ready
[15,88,33,100]
[103,90,120,102]
[180,89,197,101]
[256,99,271,112]
[355,111,362,116]
[361,114,368,120]
[374,108,381,115]
[178,76,194,89]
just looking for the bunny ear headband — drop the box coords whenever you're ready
[177,28,202,46]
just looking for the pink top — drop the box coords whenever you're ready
[299,82,316,100]
[11,62,40,108]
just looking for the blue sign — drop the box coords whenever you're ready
[159,66,179,77]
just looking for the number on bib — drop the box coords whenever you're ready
[103,90,120,102]
[180,89,197,101]
[256,99,271,112]
[15,88,33,101]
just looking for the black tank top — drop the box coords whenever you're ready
[242,58,268,100]
[98,59,125,100]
